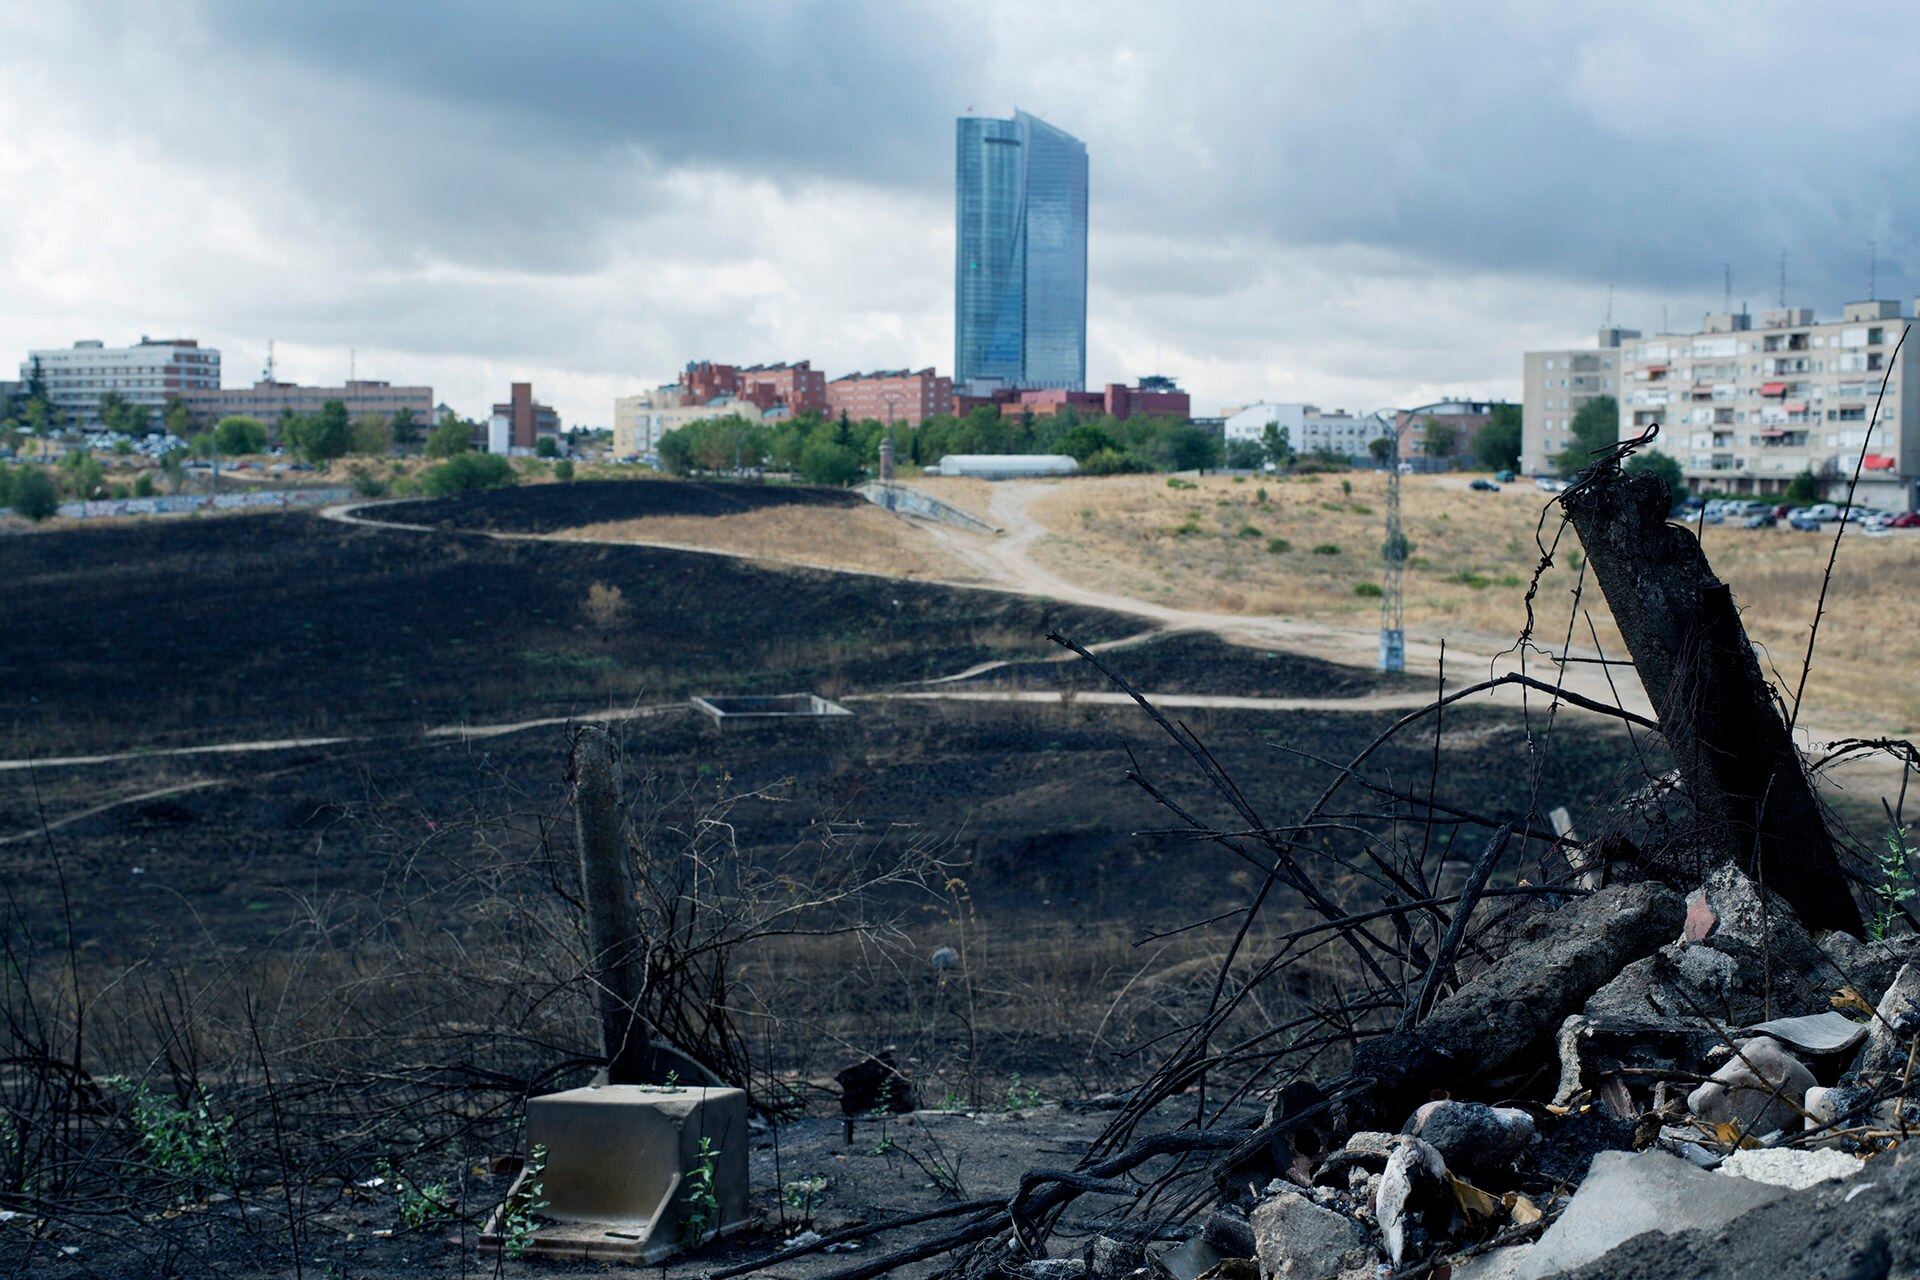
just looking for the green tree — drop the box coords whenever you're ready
[133,472,155,498]
[1368,435,1394,464]
[1475,403,1523,471]
[1624,450,1687,503]
[98,390,130,433]
[59,450,105,499]
[163,398,189,438]
[1143,423,1223,472]
[425,414,471,458]
[424,452,516,495]
[11,467,58,520]
[1260,422,1294,470]
[799,439,860,486]
[1786,469,1822,504]
[1224,438,1266,469]
[350,414,393,456]
[300,399,353,462]
[553,458,575,482]
[535,436,559,458]
[1556,395,1620,477]
[1059,423,1118,462]
[189,431,217,459]
[214,416,268,455]
[1421,418,1460,459]
[389,406,421,447]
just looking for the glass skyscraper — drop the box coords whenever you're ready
[954,110,1087,393]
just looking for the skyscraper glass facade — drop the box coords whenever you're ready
[954,111,1087,393]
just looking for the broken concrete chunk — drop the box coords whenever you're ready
[1512,1149,1787,1280]
[1818,930,1920,1005]
[1855,962,1920,1079]
[1311,1131,1396,1186]
[1686,1036,1815,1137]
[1150,1236,1220,1280]
[1016,1260,1087,1280]
[1403,1101,1535,1176]
[1361,882,1683,1093]
[1375,1135,1449,1267]
[1083,1234,1147,1280]
[1716,1146,1864,1190]
[1201,1207,1255,1259]
[1742,1010,1868,1056]
[1250,1186,1372,1280]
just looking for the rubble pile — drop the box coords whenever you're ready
[1061,865,1920,1280]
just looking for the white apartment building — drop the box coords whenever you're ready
[1621,300,1920,509]
[613,386,762,460]
[1224,402,1393,461]
[21,337,221,428]
[1521,326,1635,474]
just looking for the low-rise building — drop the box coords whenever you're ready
[681,360,827,416]
[1621,300,1920,508]
[488,382,561,455]
[953,378,1190,422]
[1395,400,1499,470]
[180,379,433,432]
[21,337,220,428]
[1521,326,1636,474]
[1223,403,1393,461]
[612,387,766,459]
[825,368,954,426]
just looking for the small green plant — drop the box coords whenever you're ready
[1348,502,1373,515]
[393,1169,454,1229]
[106,1077,234,1189]
[1169,520,1202,536]
[1231,475,1245,483]
[1354,582,1383,597]
[1237,524,1262,538]
[1312,543,1341,556]
[1002,1073,1042,1110]
[1871,826,1915,941]
[1165,476,1196,490]
[1451,570,1491,589]
[501,1142,550,1260]
[1255,486,1269,504]
[681,1136,720,1246]
[1341,479,1352,496]
[1266,538,1291,554]
[783,1174,827,1228]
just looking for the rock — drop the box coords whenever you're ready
[1819,930,1920,1003]
[1249,1187,1373,1280]
[1083,1234,1146,1280]
[1201,1207,1255,1259]
[1741,1010,1868,1056]
[930,945,960,971]
[1533,1106,1635,1185]
[1687,1036,1815,1137]
[1311,1131,1396,1186]
[1357,882,1684,1098]
[1855,962,1920,1080]
[1403,1101,1534,1176]
[1507,1149,1787,1279]
[1716,1147,1865,1190]
[1150,1237,1219,1280]
[1017,1261,1087,1280]
[1375,1135,1449,1267]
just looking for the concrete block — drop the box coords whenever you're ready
[484,1084,750,1263]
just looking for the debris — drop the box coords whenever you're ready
[1855,963,1920,1080]
[1375,1134,1450,1266]
[1311,1131,1396,1187]
[1741,1011,1869,1056]
[1015,1259,1085,1279]
[1083,1233,1146,1279]
[930,945,960,971]
[1716,1147,1865,1190]
[1248,1186,1372,1279]
[1686,1036,1816,1138]
[837,1051,916,1115]
[1403,1100,1535,1176]
[1200,1206,1255,1259]
[1151,1236,1221,1280]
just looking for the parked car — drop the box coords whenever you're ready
[1495,470,1516,483]
[1770,504,1793,519]
[1888,512,1920,529]
[1744,513,1777,529]
[1469,478,1501,492]
[1788,512,1824,531]
[1804,503,1841,521]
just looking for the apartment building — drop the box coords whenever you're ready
[1394,400,1499,469]
[825,368,954,427]
[488,382,561,454]
[21,337,221,428]
[612,386,764,459]
[1621,300,1920,509]
[1224,403,1393,461]
[681,360,827,415]
[1521,326,1636,473]
[180,379,432,432]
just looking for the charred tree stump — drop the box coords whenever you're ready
[1561,466,1862,935]
[570,724,655,1084]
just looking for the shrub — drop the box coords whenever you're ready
[1354,581,1384,597]
[424,452,515,496]
[425,418,471,458]
[553,458,575,482]
[1312,543,1341,555]
[1080,448,1144,475]
[1266,538,1291,554]
[11,467,58,520]
[1165,476,1196,490]
[1237,525,1262,538]
[799,440,860,486]
[535,437,559,458]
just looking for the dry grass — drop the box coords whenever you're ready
[553,504,983,580]
[916,470,1920,734]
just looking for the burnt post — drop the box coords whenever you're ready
[1561,466,1862,934]
[571,724,654,1083]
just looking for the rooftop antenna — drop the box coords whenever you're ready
[1605,283,1614,328]
[263,339,275,383]
[1869,241,1878,300]
[1778,252,1787,308]
[1723,263,1732,315]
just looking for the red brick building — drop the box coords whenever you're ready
[825,368,954,427]
[952,379,1191,422]
[680,360,827,415]
[489,381,561,453]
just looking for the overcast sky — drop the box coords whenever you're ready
[6,1,1920,425]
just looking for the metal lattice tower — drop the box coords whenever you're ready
[1379,430,1405,672]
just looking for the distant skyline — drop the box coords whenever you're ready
[5,2,1920,426]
